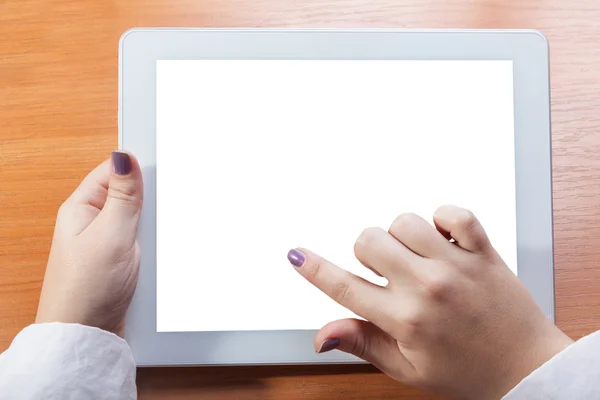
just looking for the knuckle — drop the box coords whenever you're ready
[457,209,478,231]
[108,184,139,205]
[401,307,426,339]
[434,204,449,216]
[421,267,455,301]
[330,278,353,305]
[354,227,385,257]
[57,200,70,217]
[423,276,450,301]
[56,199,74,224]
[351,332,368,360]
[391,212,419,232]
[424,284,447,302]
[304,258,325,282]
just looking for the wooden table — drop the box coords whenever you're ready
[1,0,600,398]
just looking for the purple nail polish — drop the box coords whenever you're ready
[112,151,132,176]
[317,338,340,354]
[287,249,305,267]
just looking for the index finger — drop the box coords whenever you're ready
[288,248,393,332]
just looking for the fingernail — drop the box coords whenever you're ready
[287,249,305,267]
[112,151,132,176]
[317,338,340,354]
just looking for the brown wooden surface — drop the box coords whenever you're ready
[1,0,600,398]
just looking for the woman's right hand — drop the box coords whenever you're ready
[287,205,572,399]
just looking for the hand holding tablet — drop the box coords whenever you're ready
[288,207,572,399]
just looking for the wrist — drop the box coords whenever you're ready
[36,309,124,337]
[484,328,573,400]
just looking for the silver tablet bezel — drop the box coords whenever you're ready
[120,28,553,367]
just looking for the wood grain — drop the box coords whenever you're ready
[1,0,600,398]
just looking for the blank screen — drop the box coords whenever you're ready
[156,60,516,332]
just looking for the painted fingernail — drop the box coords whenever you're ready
[287,249,306,267]
[317,338,341,354]
[112,151,132,176]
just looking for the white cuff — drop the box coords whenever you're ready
[503,330,600,399]
[0,323,136,400]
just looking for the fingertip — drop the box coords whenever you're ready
[108,151,143,192]
[112,151,132,176]
[433,204,457,223]
[287,247,321,268]
[313,319,410,376]
[100,150,144,221]
[287,248,306,267]
[432,215,453,241]
[314,318,365,352]
[316,338,341,354]
[433,205,490,253]
[110,150,140,176]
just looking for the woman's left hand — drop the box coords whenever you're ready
[36,151,143,336]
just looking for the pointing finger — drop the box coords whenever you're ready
[288,248,394,332]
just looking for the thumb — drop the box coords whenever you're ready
[93,151,144,240]
[315,318,414,379]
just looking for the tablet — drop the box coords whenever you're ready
[120,28,554,366]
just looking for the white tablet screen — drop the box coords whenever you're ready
[156,60,516,332]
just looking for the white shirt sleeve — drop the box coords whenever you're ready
[2,323,599,399]
[0,323,136,400]
[503,330,600,399]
